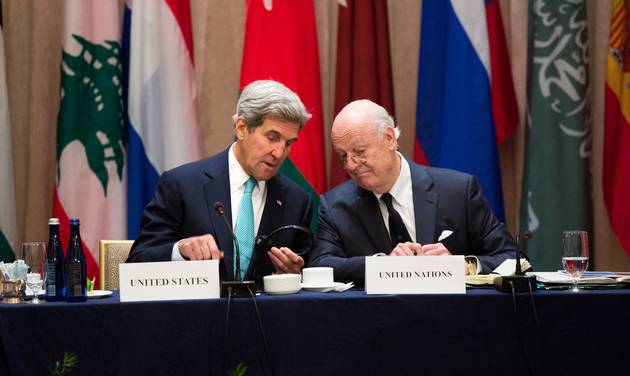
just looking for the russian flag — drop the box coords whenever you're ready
[414,0,518,221]
[123,0,201,238]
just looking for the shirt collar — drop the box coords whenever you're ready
[228,143,266,193]
[373,152,411,205]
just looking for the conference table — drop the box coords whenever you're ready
[1,287,629,375]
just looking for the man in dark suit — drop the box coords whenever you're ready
[127,80,312,283]
[309,99,516,284]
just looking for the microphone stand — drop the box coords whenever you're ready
[214,202,256,298]
[494,232,537,293]
[214,202,275,376]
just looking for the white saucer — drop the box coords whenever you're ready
[301,282,344,292]
[88,290,113,299]
[265,287,301,295]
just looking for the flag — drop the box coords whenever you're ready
[604,0,630,258]
[53,0,127,284]
[124,0,201,239]
[240,0,326,228]
[0,2,17,263]
[520,0,592,270]
[329,0,395,188]
[414,0,518,221]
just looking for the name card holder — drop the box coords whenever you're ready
[365,256,466,294]
[119,260,220,302]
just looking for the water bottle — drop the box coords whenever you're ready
[45,218,66,301]
[65,218,87,302]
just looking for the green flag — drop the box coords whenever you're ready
[520,0,592,271]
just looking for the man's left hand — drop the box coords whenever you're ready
[268,247,304,274]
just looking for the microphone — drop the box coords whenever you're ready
[214,205,274,375]
[514,231,532,276]
[214,201,241,281]
[494,231,537,293]
[213,201,255,297]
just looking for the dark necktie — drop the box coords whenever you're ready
[381,193,412,245]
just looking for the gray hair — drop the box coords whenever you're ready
[374,113,400,140]
[233,80,312,130]
[346,99,400,139]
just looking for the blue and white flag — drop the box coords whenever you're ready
[123,0,201,238]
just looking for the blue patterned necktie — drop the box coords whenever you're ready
[234,178,256,279]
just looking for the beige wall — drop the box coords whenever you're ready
[3,0,628,270]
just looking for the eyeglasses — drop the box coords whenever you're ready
[338,149,368,166]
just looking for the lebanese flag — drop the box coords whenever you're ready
[53,0,126,287]
[329,0,395,188]
[240,0,326,209]
[414,0,518,220]
[604,0,630,257]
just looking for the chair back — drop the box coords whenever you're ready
[99,240,134,290]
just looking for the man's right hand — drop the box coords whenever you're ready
[390,242,423,256]
[178,234,224,261]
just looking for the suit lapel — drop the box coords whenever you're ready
[234,176,283,279]
[259,176,285,236]
[202,149,234,279]
[354,186,392,253]
[410,163,438,245]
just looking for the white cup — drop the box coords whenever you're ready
[301,267,334,287]
[263,274,301,295]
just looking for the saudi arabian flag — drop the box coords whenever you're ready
[53,0,126,285]
[1,3,18,263]
[520,0,592,271]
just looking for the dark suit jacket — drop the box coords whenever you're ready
[126,148,313,283]
[309,162,516,283]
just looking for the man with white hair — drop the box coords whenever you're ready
[309,99,515,284]
[127,80,312,284]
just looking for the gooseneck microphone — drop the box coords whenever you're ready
[213,202,275,376]
[514,231,532,276]
[494,231,536,293]
[214,201,242,281]
[212,200,256,295]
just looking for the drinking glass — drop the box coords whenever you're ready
[21,242,46,302]
[21,242,46,274]
[561,231,589,293]
[26,273,43,304]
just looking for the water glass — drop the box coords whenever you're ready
[21,242,46,274]
[561,230,589,292]
[26,273,43,304]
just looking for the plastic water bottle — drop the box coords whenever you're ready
[65,218,87,302]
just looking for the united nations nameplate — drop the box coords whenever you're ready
[365,256,465,294]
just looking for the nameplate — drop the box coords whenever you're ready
[365,256,466,294]
[119,260,220,302]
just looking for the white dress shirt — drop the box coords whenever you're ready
[171,144,267,260]
[371,153,480,273]
[373,152,416,242]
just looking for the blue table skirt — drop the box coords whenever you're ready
[1,288,629,375]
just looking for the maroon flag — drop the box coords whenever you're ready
[330,0,395,187]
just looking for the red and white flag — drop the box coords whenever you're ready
[53,0,126,284]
